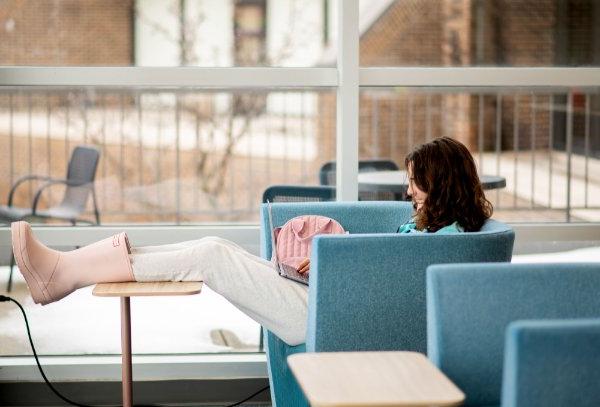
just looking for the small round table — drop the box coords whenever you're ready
[358,170,506,197]
[93,281,203,407]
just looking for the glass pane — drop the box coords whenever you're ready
[0,88,336,225]
[0,87,336,356]
[359,87,600,222]
[359,0,600,67]
[0,249,261,355]
[0,0,333,67]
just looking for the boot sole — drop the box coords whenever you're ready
[11,222,52,305]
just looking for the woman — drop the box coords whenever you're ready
[11,137,492,346]
[401,136,492,233]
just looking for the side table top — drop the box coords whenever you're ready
[288,351,465,407]
[93,281,203,297]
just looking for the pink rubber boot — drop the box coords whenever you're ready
[11,221,135,305]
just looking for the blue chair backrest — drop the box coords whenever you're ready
[260,201,412,258]
[503,318,600,407]
[262,185,336,203]
[427,263,600,407]
[307,221,514,354]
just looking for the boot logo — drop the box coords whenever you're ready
[112,235,121,247]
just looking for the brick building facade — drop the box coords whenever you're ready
[318,0,600,169]
[0,0,133,66]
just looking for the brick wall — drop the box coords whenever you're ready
[318,0,597,167]
[0,0,133,65]
[360,0,443,66]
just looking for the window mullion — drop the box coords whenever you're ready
[336,0,359,201]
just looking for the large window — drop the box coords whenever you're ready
[0,0,599,364]
[358,87,600,222]
[0,89,335,225]
[0,0,337,359]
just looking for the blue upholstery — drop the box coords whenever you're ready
[427,263,600,407]
[260,202,514,406]
[502,319,600,407]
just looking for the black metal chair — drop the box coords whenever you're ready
[258,184,336,350]
[262,185,336,203]
[318,159,401,201]
[1,145,101,291]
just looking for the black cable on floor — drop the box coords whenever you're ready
[0,295,269,407]
[0,294,93,407]
[224,385,270,406]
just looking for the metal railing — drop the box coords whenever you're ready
[0,88,334,224]
[361,87,600,222]
[1,86,599,224]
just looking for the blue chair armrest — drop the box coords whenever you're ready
[307,230,513,353]
[502,319,600,407]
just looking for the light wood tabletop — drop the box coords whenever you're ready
[288,351,465,407]
[93,281,203,297]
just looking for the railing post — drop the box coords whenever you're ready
[9,92,14,188]
[566,91,573,222]
[175,92,181,224]
[584,93,590,208]
[495,93,502,207]
[548,94,554,208]
[530,93,536,209]
[478,93,484,172]
[512,94,519,208]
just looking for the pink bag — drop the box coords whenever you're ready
[273,215,346,271]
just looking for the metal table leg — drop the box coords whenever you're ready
[121,296,133,407]
[93,282,202,406]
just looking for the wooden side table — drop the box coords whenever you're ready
[93,281,203,407]
[288,351,465,407]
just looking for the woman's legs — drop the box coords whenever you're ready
[12,220,308,346]
[130,239,308,346]
[132,236,246,254]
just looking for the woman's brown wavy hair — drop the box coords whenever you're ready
[404,137,493,232]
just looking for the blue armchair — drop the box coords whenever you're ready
[260,201,514,406]
[427,263,600,407]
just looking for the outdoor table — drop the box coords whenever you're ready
[93,281,203,407]
[288,351,465,407]
[358,170,506,198]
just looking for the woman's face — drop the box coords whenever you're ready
[407,162,428,212]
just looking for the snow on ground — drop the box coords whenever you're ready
[0,267,260,356]
[512,246,600,263]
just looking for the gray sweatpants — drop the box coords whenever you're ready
[129,236,308,346]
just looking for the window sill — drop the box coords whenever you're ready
[0,353,268,382]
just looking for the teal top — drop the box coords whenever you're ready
[397,221,464,234]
